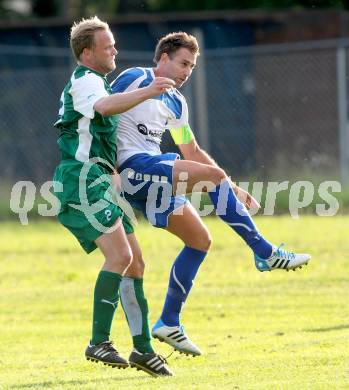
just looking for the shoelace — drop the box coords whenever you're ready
[274,243,295,260]
[163,351,173,362]
[141,351,171,364]
[101,341,119,353]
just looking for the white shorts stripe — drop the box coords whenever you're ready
[155,160,175,167]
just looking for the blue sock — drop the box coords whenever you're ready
[209,179,273,259]
[160,246,207,327]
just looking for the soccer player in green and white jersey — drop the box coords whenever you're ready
[53,16,175,377]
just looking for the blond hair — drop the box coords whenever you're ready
[70,16,110,61]
[154,32,200,63]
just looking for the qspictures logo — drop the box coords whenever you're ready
[9,157,342,229]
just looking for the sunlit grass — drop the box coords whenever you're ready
[0,216,348,389]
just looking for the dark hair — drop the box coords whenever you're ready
[153,32,200,63]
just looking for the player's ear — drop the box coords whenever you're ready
[81,47,91,60]
[159,52,169,63]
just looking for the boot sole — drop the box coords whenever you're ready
[257,262,309,272]
[152,334,201,357]
[129,361,172,377]
[86,356,128,368]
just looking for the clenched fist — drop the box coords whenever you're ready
[147,77,176,95]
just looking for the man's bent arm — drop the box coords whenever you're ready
[94,77,175,116]
[179,140,260,210]
[179,139,216,165]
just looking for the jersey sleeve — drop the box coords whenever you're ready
[70,72,108,119]
[167,96,195,145]
[111,67,145,93]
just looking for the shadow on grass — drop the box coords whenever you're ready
[304,323,349,332]
[10,373,148,389]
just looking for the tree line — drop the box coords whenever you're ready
[1,0,349,20]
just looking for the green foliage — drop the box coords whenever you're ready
[147,0,293,12]
[0,0,26,19]
[2,0,349,20]
[1,217,349,389]
[32,0,59,17]
[82,0,120,16]
[146,0,349,11]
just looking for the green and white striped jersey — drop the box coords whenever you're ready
[54,65,118,171]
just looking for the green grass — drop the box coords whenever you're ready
[0,216,349,390]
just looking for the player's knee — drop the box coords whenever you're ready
[116,248,133,270]
[191,230,212,252]
[133,255,145,275]
[201,231,212,251]
[209,166,226,186]
[123,249,133,268]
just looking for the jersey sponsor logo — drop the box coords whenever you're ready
[137,123,162,144]
[137,123,148,135]
[148,129,162,139]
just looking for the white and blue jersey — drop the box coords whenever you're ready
[111,67,193,228]
[111,67,192,166]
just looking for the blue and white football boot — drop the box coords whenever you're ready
[152,319,201,356]
[254,244,311,272]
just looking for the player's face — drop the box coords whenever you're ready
[89,30,117,75]
[163,48,197,88]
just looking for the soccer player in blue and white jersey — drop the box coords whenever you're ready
[111,32,311,356]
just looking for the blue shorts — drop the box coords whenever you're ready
[118,153,188,228]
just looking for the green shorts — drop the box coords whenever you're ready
[53,160,134,253]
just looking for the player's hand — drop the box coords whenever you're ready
[230,180,261,211]
[147,77,175,96]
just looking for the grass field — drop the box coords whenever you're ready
[0,216,348,390]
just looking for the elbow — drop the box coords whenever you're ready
[96,108,107,117]
[184,147,200,161]
[95,105,109,117]
[181,150,193,160]
[94,98,110,116]
[179,140,200,160]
